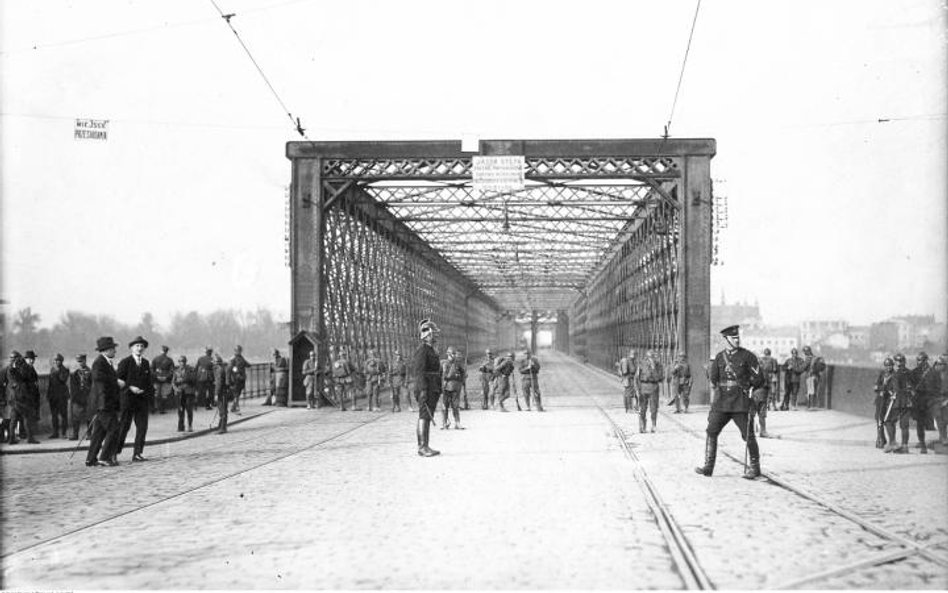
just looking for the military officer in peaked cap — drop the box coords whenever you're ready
[412,318,443,457]
[696,325,766,479]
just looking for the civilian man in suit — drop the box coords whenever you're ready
[85,337,123,467]
[115,335,153,462]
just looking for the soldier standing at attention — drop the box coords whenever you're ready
[758,348,779,412]
[271,349,290,407]
[667,352,692,414]
[412,319,443,456]
[518,348,544,412]
[389,349,409,412]
[174,355,197,432]
[883,353,914,453]
[636,350,664,433]
[115,336,153,462]
[617,349,638,413]
[695,325,765,479]
[151,345,174,414]
[493,351,516,412]
[874,358,896,450]
[85,337,122,466]
[46,353,70,438]
[331,347,356,410]
[782,348,806,410]
[440,346,466,429]
[478,349,494,410]
[363,349,385,412]
[228,346,250,414]
[195,347,215,410]
[303,350,318,410]
[68,354,92,440]
[910,352,941,454]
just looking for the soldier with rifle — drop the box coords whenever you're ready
[616,349,638,414]
[363,349,386,412]
[874,358,896,449]
[494,352,517,412]
[757,348,780,412]
[666,352,692,414]
[440,346,466,430]
[478,349,495,410]
[883,353,913,454]
[909,352,941,454]
[518,348,544,412]
[695,325,766,479]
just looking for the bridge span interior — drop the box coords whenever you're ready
[286,139,714,402]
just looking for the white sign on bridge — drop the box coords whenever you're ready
[74,118,109,141]
[472,155,525,193]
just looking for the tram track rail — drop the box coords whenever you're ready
[582,359,948,589]
[1,412,390,560]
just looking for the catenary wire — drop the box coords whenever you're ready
[664,0,702,138]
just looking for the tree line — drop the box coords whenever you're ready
[1,307,291,372]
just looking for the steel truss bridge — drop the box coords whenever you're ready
[285,139,714,403]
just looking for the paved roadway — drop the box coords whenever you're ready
[2,351,946,590]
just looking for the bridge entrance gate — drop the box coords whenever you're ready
[286,139,715,405]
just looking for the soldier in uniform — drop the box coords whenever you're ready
[493,351,516,412]
[173,355,197,432]
[873,358,896,449]
[46,353,70,438]
[440,346,466,429]
[68,353,92,440]
[363,349,386,412]
[934,353,948,446]
[518,348,544,412]
[228,346,250,414]
[477,349,494,410]
[195,346,215,410]
[271,349,289,407]
[20,351,41,443]
[883,353,913,453]
[909,352,941,454]
[85,337,122,466]
[666,352,692,414]
[115,336,153,462]
[695,325,765,479]
[331,347,357,410]
[616,349,638,413]
[636,350,664,433]
[151,345,174,414]
[802,345,826,410]
[782,348,806,410]
[412,319,443,456]
[389,349,409,412]
[3,352,33,444]
[213,353,231,433]
[758,348,780,412]
[0,352,16,443]
[303,350,319,410]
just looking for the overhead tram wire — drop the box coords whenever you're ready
[207,0,308,139]
[663,0,702,139]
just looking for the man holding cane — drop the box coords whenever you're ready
[695,325,765,479]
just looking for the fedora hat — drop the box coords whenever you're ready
[128,335,149,349]
[96,336,119,351]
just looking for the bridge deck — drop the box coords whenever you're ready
[2,352,946,589]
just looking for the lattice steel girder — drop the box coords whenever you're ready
[288,139,714,402]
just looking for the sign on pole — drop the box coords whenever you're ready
[472,155,525,193]
[74,118,109,141]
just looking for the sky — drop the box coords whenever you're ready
[1,0,946,331]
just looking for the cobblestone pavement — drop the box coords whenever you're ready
[2,352,946,590]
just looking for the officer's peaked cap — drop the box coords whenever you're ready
[419,318,441,338]
[720,325,740,338]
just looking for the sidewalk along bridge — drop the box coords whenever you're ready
[284,138,715,405]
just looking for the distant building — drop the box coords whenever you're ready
[711,293,762,334]
[847,326,870,349]
[742,326,799,360]
[870,321,899,352]
[799,320,848,347]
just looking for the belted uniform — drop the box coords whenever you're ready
[46,363,71,438]
[517,355,543,411]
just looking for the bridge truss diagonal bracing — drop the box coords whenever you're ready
[286,139,714,405]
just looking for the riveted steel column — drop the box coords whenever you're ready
[680,155,712,403]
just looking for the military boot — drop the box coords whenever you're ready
[536,395,544,412]
[695,436,717,476]
[418,419,440,457]
[742,458,761,480]
[639,415,647,434]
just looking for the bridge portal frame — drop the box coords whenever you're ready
[286,139,714,404]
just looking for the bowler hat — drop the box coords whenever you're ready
[24,350,37,359]
[129,335,149,349]
[96,336,119,351]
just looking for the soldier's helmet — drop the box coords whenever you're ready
[917,352,929,362]
[54,353,64,362]
[803,345,813,354]
[178,355,188,363]
[486,349,494,356]
[763,348,771,355]
[883,357,894,367]
[161,345,170,353]
[791,347,798,355]
[893,353,906,364]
